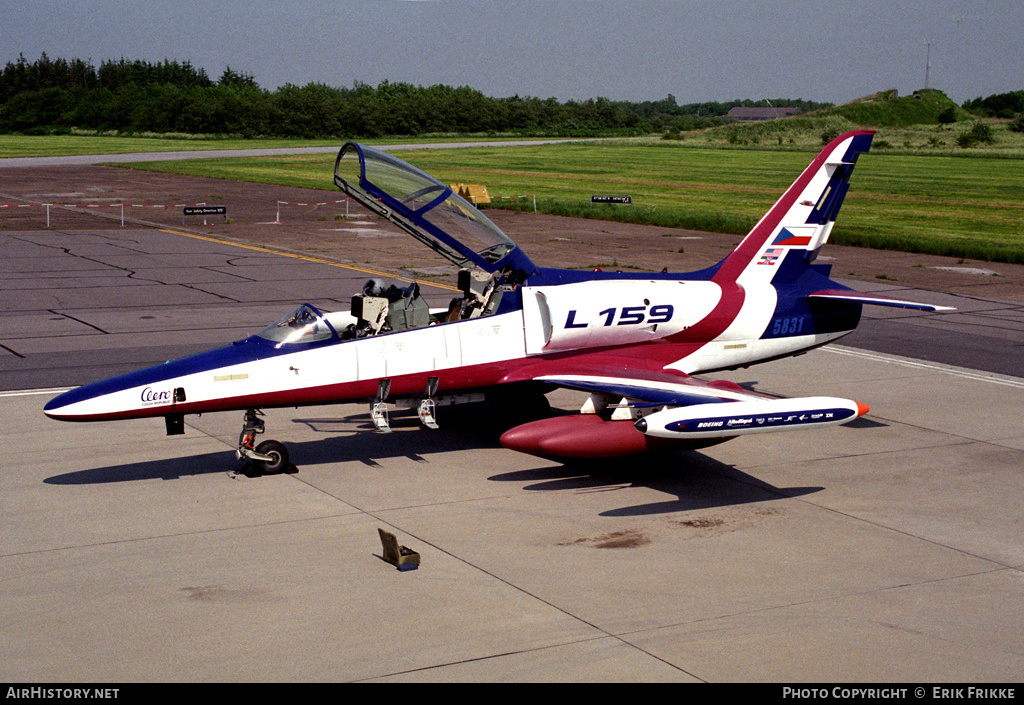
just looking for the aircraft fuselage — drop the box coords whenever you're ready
[43,273,857,424]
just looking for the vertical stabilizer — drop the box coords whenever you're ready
[713,130,875,286]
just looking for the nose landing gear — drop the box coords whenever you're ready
[236,408,296,475]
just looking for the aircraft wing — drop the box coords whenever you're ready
[500,364,868,458]
[530,369,761,407]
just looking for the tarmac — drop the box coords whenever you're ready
[2,166,1024,681]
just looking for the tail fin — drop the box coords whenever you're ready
[713,130,875,285]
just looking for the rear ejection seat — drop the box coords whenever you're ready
[348,279,430,336]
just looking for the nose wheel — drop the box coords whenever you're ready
[236,409,296,475]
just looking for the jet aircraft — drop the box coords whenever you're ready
[44,131,953,472]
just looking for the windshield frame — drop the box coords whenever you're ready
[254,304,339,349]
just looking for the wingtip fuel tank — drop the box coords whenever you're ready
[635,397,868,440]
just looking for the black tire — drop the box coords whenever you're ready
[254,440,290,474]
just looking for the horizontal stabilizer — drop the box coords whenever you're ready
[809,289,956,312]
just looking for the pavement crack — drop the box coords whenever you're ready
[0,342,26,358]
[51,311,108,334]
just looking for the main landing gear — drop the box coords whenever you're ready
[236,408,296,475]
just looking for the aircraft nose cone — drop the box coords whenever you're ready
[44,392,67,414]
[43,388,84,420]
[855,402,870,418]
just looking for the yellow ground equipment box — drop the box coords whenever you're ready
[450,183,491,205]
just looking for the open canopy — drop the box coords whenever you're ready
[334,143,536,278]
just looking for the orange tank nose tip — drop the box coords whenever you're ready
[855,402,870,417]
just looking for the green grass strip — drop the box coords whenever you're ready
[103,138,1024,265]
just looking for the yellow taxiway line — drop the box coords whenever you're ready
[159,228,459,292]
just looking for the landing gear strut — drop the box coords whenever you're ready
[236,408,295,475]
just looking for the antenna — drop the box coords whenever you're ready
[924,41,932,90]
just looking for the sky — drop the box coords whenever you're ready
[3,0,1022,106]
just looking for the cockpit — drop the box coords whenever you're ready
[254,263,506,349]
[252,144,535,349]
[345,265,505,339]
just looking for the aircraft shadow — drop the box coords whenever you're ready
[288,424,503,468]
[42,427,492,484]
[489,453,823,517]
[45,408,823,518]
[45,451,234,484]
[288,402,552,467]
[43,407,520,485]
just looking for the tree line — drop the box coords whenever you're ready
[0,54,828,138]
[962,90,1024,119]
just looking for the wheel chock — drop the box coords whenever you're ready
[378,528,420,571]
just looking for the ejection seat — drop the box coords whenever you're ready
[348,278,430,337]
[445,268,504,322]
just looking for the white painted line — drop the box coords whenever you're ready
[828,345,1024,390]
[0,388,72,399]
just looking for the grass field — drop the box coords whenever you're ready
[3,130,1021,263]
[0,133,343,157]
[114,138,1024,264]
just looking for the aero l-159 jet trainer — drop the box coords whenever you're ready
[45,131,953,472]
